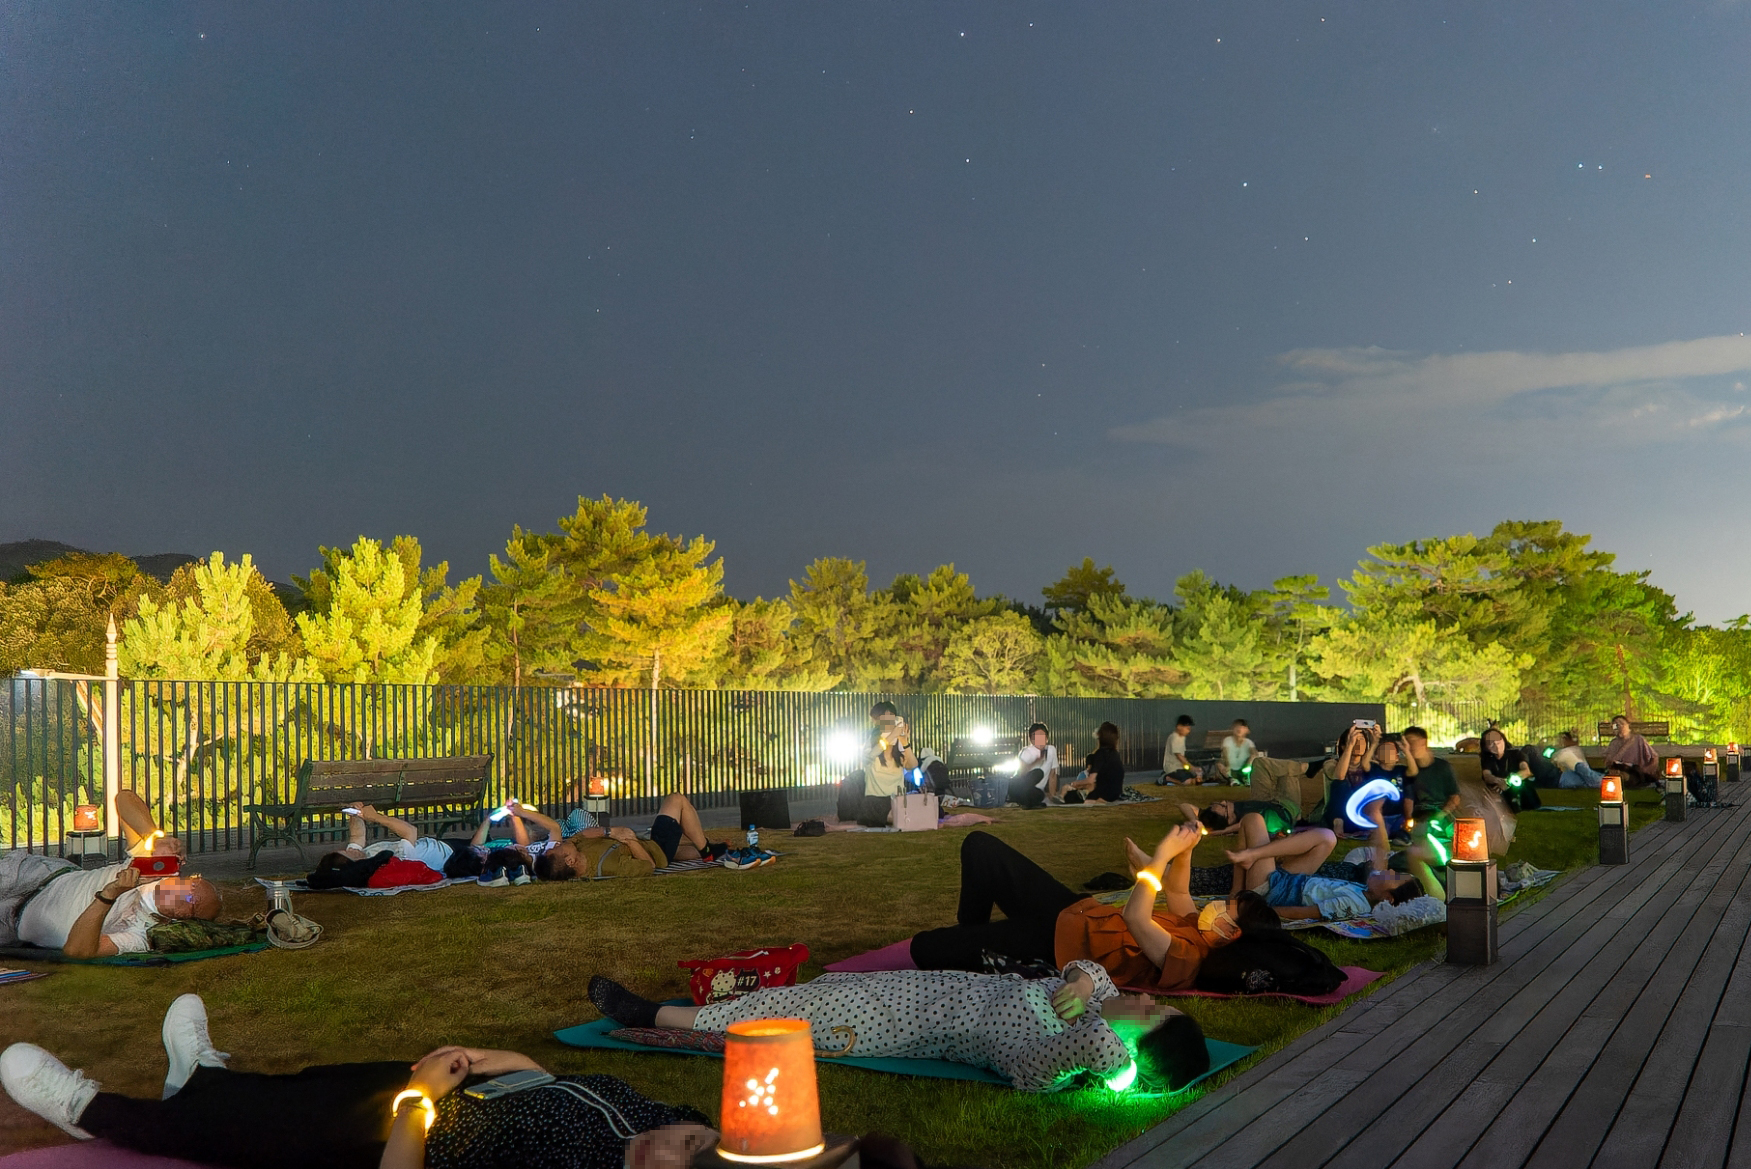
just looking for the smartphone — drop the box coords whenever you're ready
[489,804,514,822]
[340,808,362,817]
[130,855,180,877]
[1353,719,1377,730]
[463,1069,556,1100]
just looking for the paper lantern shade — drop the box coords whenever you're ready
[1666,758,1684,778]
[718,1019,824,1164]
[1600,776,1623,804]
[1705,749,1718,764]
[1453,818,1489,863]
[72,805,102,832]
[587,777,607,797]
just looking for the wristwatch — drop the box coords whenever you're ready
[94,891,117,905]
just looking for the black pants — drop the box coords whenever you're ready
[908,831,1084,970]
[81,1062,408,1169]
[836,771,892,827]
[1008,768,1046,808]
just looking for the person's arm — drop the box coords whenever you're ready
[379,1047,474,1169]
[512,804,565,841]
[62,868,138,959]
[362,806,419,844]
[607,825,654,865]
[1124,823,1201,966]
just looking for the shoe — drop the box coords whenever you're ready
[723,847,775,870]
[1045,794,1065,806]
[478,872,510,888]
[1,1044,97,1139]
[161,994,229,1099]
[509,866,531,886]
[588,975,660,1028]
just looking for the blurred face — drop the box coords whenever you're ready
[1197,899,1243,944]
[1232,723,1246,737]
[153,877,219,921]
[626,1125,719,1169]
[1177,723,1193,737]
[1404,733,1429,761]
[1031,729,1049,749]
[1613,718,1630,737]
[1483,731,1506,757]
[1365,872,1418,903]
[1376,741,1401,769]
[1209,800,1236,825]
[1102,993,1180,1027]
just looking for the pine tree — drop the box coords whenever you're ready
[1259,574,1336,701]
[787,558,901,690]
[1041,558,1127,615]
[0,554,162,675]
[1037,593,1183,697]
[579,534,733,689]
[294,538,437,684]
[1171,575,1277,700]
[940,612,1043,694]
[122,553,308,681]
[714,597,838,691]
[883,564,997,690]
[296,536,487,683]
[480,528,578,687]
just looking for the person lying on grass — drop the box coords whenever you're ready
[0,791,220,959]
[525,792,728,881]
[308,803,504,888]
[907,828,1268,992]
[1224,824,1422,922]
[588,962,1211,1094]
[1,992,726,1169]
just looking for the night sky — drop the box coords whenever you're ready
[5,3,1749,620]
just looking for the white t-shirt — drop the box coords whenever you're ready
[1223,735,1256,771]
[1165,731,1190,770]
[362,837,454,873]
[1552,746,1588,771]
[17,864,155,954]
[1018,745,1059,790]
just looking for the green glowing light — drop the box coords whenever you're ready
[1508,776,1523,788]
[1543,747,1556,759]
[1428,833,1450,865]
[1105,1060,1138,1092]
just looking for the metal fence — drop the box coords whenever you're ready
[2,676,1384,856]
[1385,698,1749,750]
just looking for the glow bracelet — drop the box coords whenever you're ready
[1134,869,1162,894]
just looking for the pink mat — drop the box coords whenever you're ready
[0,1141,213,1168]
[824,942,1382,1006]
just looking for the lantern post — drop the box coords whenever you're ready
[1727,742,1742,784]
[1598,775,1628,865]
[1445,818,1497,966]
[1664,757,1687,823]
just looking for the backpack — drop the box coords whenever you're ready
[970,777,1006,809]
[1193,927,1345,997]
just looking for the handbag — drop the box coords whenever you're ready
[738,789,792,831]
[890,792,939,832]
[970,777,1005,809]
[679,943,811,1005]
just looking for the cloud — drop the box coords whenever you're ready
[1112,333,1751,446]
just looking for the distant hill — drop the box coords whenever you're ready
[0,542,296,606]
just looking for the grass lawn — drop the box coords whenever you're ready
[0,785,1662,1168]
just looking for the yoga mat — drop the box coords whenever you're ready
[553,1012,1256,1092]
[0,1142,211,1168]
[824,939,915,973]
[255,876,471,896]
[1136,966,1384,1006]
[0,943,269,967]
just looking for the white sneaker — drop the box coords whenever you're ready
[0,1044,97,1139]
[162,994,229,1099]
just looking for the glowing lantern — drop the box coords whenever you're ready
[1666,758,1684,778]
[72,805,102,833]
[1705,749,1718,765]
[587,777,607,797]
[1453,819,1488,863]
[1600,776,1623,804]
[718,1019,824,1164]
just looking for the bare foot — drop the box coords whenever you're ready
[1124,837,1150,876]
[1225,846,1256,865]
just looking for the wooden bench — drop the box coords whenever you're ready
[944,733,1024,787]
[1597,720,1671,742]
[245,755,493,870]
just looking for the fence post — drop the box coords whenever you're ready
[103,617,121,856]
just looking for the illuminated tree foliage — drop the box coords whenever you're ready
[294,538,437,685]
[122,553,308,681]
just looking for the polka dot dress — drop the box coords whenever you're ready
[694,962,1133,1092]
[423,1074,706,1169]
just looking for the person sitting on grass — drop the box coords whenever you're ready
[1009,721,1060,807]
[1224,823,1422,922]
[1604,715,1661,788]
[908,828,1266,991]
[1478,727,1543,813]
[1551,731,1608,789]
[528,792,727,881]
[0,791,220,959]
[837,703,919,826]
[1159,714,1204,785]
[308,803,502,888]
[1,993,725,1169]
[1061,721,1127,804]
[1221,719,1258,783]
[588,959,1212,1094]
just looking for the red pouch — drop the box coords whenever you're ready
[366,858,444,888]
[678,943,811,1005]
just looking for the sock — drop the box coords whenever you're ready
[589,976,661,1028]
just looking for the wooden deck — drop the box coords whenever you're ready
[1101,795,1751,1169]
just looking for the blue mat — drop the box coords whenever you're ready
[554,1011,1255,1091]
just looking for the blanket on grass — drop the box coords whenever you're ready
[0,942,269,966]
[255,876,476,897]
[555,1008,1255,1092]
[0,1142,210,1167]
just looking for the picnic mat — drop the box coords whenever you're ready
[554,1010,1255,1092]
[1136,965,1384,1006]
[0,943,269,966]
[0,1142,210,1168]
[255,875,475,897]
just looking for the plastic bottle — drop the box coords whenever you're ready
[746,823,759,849]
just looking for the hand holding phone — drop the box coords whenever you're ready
[130,855,180,877]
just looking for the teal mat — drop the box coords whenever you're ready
[0,942,270,966]
[554,1011,1256,1091]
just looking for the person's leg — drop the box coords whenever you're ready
[856,795,892,827]
[955,831,1083,928]
[657,793,709,849]
[837,771,867,822]
[1227,827,1337,877]
[80,1062,409,1169]
[1009,770,1046,808]
[910,917,1055,970]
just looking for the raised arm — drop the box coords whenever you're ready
[511,803,565,841]
[1122,823,1202,968]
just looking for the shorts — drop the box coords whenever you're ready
[645,814,682,869]
[1259,868,1311,908]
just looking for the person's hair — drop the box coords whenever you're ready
[1231,890,1278,932]
[1026,722,1049,741]
[1387,877,1422,905]
[870,702,899,719]
[312,851,350,878]
[1096,721,1120,749]
[1613,714,1631,727]
[1135,1013,1210,1092]
[1176,714,1194,728]
[1402,726,1428,741]
[1197,806,1233,831]
[1560,730,1578,745]
[1481,727,1509,752]
[1232,718,1248,730]
[534,852,572,882]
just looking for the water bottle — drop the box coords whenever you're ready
[746,823,759,849]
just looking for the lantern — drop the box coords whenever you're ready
[1600,775,1623,804]
[717,1019,824,1164]
[1666,758,1684,778]
[1453,819,1488,863]
[1728,743,1743,785]
[1599,776,1629,865]
[72,805,101,833]
[1664,757,1688,823]
[1705,749,1718,765]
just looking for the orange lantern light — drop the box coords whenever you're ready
[718,1019,824,1164]
[72,805,102,833]
[1731,742,1741,755]
[1705,749,1718,764]
[587,776,607,797]
[1666,757,1683,778]
[1453,818,1488,863]
[1600,775,1623,804]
